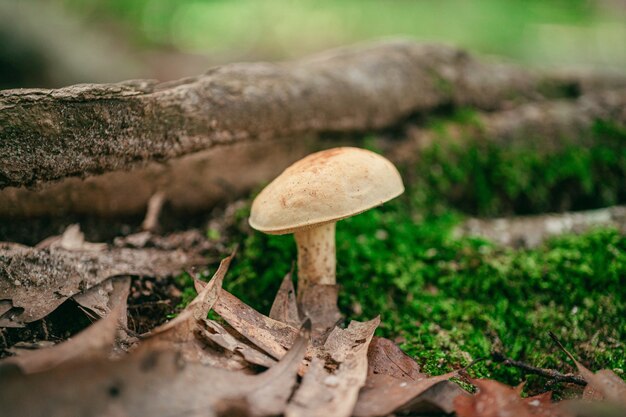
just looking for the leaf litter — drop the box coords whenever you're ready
[0,225,205,327]
[1,243,624,416]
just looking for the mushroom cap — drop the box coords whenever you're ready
[249,147,404,235]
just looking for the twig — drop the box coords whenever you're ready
[491,351,587,386]
[549,331,580,365]
[141,191,166,232]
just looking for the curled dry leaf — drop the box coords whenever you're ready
[286,317,380,417]
[73,276,133,323]
[199,319,277,368]
[454,379,572,417]
[0,277,130,374]
[0,320,311,417]
[196,277,300,360]
[269,270,301,327]
[0,240,204,327]
[353,336,465,417]
[140,254,251,371]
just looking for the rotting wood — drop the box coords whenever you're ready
[2,86,625,222]
[3,39,625,188]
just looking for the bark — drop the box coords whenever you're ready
[0,136,318,218]
[3,39,625,188]
[2,88,625,221]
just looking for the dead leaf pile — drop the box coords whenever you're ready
[1,239,625,416]
[1,249,466,417]
[0,225,205,327]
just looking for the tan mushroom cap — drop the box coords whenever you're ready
[249,147,404,235]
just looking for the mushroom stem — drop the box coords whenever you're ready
[294,222,336,295]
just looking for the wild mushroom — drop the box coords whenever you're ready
[249,147,404,304]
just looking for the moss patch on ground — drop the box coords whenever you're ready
[182,118,625,396]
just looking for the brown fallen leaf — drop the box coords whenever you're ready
[196,277,300,360]
[73,276,134,323]
[454,379,572,417]
[0,240,204,327]
[0,321,311,417]
[269,269,301,327]
[367,336,424,380]
[199,319,277,368]
[0,277,130,374]
[355,373,465,417]
[286,317,380,417]
[140,254,251,371]
[353,336,465,417]
[551,332,626,406]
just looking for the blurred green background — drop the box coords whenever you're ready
[2,0,625,88]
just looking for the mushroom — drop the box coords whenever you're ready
[249,147,404,304]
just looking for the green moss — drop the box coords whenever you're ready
[176,118,625,395]
[221,205,625,395]
[415,118,626,216]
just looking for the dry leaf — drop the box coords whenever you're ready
[140,254,251,371]
[354,373,464,417]
[199,319,277,368]
[73,276,133,323]
[454,379,570,417]
[0,277,129,374]
[581,369,626,405]
[367,336,424,380]
[269,270,301,327]
[0,322,310,417]
[196,277,300,360]
[551,332,626,406]
[353,336,464,416]
[285,317,380,417]
[0,241,203,327]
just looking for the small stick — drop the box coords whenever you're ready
[141,191,166,232]
[549,331,579,364]
[491,351,587,386]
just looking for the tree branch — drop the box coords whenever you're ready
[491,351,587,386]
[2,39,624,188]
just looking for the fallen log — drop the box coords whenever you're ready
[2,39,625,188]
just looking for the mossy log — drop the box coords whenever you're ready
[388,88,626,164]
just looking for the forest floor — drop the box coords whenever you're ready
[2,113,624,402]
[180,116,626,398]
